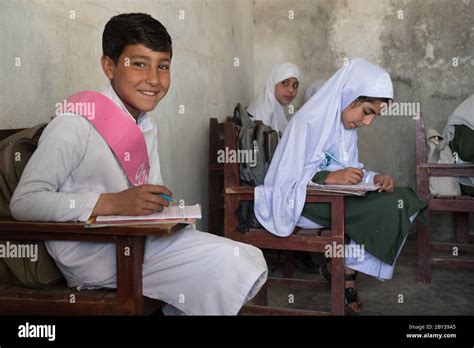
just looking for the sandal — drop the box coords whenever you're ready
[320,259,362,309]
[319,256,331,283]
[344,272,359,315]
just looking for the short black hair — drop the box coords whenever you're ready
[102,13,172,64]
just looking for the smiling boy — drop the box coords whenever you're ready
[10,13,267,315]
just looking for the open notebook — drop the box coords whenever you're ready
[308,182,381,196]
[86,204,202,228]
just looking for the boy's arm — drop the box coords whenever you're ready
[9,116,101,222]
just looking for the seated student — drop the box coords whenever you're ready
[9,13,268,315]
[254,58,426,314]
[247,62,300,134]
[304,79,326,103]
[443,94,474,196]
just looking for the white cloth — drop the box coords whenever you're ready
[254,58,393,237]
[441,94,474,187]
[304,79,326,102]
[247,62,301,134]
[296,213,418,280]
[10,84,268,315]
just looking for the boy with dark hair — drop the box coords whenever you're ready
[10,13,267,315]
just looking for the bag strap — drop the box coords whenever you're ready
[0,173,11,201]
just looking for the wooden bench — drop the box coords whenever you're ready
[221,120,347,315]
[0,127,182,315]
[0,219,185,315]
[415,114,474,284]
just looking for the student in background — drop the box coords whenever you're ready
[443,94,474,196]
[304,79,326,103]
[254,58,426,314]
[247,62,300,134]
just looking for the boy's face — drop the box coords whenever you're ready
[274,77,299,105]
[342,100,386,129]
[101,44,171,117]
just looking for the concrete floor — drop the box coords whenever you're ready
[262,239,474,315]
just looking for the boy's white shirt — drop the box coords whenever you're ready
[8,85,268,315]
[10,84,164,222]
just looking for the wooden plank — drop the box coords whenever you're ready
[417,219,432,284]
[0,219,182,237]
[267,277,328,290]
[115,236,145,315]
[431,258,474,269]
[240,304,330,316]
[230,230,332,252]
[419,163,474,169]
[330,196,345,316]
[431,242,474,253]
[429,199,474,212]
[0,301,120,316]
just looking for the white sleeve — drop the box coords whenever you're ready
[146,121,164,186]
[9,116,101,222]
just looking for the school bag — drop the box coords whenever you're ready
[426,128,461,197]
[232,104,280,232]
[0,123,64,288]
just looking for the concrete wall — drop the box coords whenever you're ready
[252,0,474,238]
[1,0,472,237]
[0,0,255,230]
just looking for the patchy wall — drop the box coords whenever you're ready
[252,0,474,238]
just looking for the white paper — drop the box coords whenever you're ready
[96,204,202,222]
[308,182,380,191]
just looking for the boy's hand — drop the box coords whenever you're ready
[92,184,173,217]
[374,174,394,192]
[324,167,363,185]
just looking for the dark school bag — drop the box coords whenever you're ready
[232,104,280,232]
[0,124,64,288]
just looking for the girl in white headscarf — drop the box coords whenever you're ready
[254,58,426,313]
[247,62,301,134]
[304,79,326,103]
[442,94,474,195]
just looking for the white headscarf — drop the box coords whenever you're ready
[247,62,301,134]
[441,94,474,187]
[254,58,394,237]
[304,79,326,102]
[442,94,474,144]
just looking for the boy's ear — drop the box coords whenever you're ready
[101,56,115,81]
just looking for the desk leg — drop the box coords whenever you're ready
[116,235,145,315]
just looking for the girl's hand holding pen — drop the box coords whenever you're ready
[324,167,364,185]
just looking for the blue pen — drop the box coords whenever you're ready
[155,193,175,202]
[324,151,347,169]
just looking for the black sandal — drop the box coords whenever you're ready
[320,260,362,313]
[319,257,331,283]
[344,272,359,315]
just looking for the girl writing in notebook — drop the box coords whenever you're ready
[254,58,426,314]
